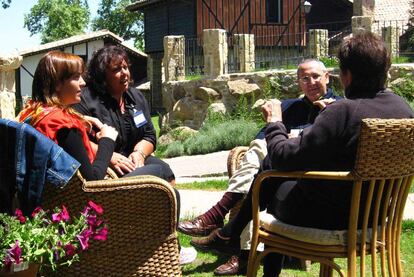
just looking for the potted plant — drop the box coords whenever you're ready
[0,201,107,277]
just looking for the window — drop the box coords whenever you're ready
[266,0,282,23]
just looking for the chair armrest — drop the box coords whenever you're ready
[254,170,355,181]
[42,173,181,276]
[227,146,249,178]
[105,167,119,179]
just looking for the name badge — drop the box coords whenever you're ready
[133,110,147,128]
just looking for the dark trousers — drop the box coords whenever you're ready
[221,174,347,276]
[221,176,290,276]
[125,155,175,181]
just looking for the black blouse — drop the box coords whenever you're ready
[74,87,156,157]
[56,128,114,180]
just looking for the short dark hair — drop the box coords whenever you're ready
[338,31,390,98]
[86,45,131,95]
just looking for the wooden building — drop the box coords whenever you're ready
[127,0,312,110]
[128,0,309,53]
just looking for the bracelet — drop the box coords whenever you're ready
[133,148,147,159]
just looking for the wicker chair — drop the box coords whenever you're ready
[247,118,414,277]
[42,171,181,277]
[227,145,310,271]
[227,146,249,221]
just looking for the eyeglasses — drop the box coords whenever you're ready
[299,74,323,84]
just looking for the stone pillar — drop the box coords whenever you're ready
[0,53,22,119]
[382,26,400,58]
[352,16,373,34]
[234,34,255,73]
[203,29,228,78]
[308,29,329,58]
[353,0,375,17]
[163,35,185,82]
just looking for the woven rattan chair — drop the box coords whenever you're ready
[42,171,181,277]
[227,146,249,221]
[247,118,414,277]
[227,145,310,271]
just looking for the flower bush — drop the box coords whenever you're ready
[0,201,107,272]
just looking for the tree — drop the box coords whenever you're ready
[92,0,144,50]
[1,0,11,8]
[24,0,90,43]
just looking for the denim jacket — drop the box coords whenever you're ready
[0,119,80,215]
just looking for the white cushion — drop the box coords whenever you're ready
[259,212,375,246]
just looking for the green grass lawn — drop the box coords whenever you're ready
[176,179,228,190]
[178,180,414,276]
[151,115,160,137]
[180,223,414,276]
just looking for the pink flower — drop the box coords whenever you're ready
[31,207,43,218]
[61,206,70,222]
[14,209,26,224]
[82,206,90,216]
[7,241,22,264]
[93,226,108,241]
[86,214,97,226]
[88,201,103,215]
[3,255,12,270]
[52,205,70,223]
[64,244,76,257]
[77,229,92,250]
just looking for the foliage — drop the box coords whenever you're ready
[24,0,90,43]
[151,115,160,138]
[204,95,264,125]
[319,56,339,68]
[163,141,185,157]
[92,0,144,50]
[392,56,414,64]
[0,201,107,272]
[1,0,10,8]
[389,73,414,103]
[185,75,203,81]
[158,119,260,158]
[262,77,283,100]
[156,94,265,158]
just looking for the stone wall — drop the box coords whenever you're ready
[160,64,414,132]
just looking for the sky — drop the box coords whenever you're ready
[0,0,100,54]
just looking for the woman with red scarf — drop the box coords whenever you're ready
[19,51,118,181]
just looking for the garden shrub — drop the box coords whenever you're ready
[389,73,414,110]
[390,74,414,103]
[184,119,260,156]
[163,141,185,157]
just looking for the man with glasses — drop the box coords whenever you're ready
[179,59,341,275]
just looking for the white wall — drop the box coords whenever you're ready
[86,40,104,61]
[19,39,105,97]
[20,53,42,97]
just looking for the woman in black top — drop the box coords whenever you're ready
[75,46,175,183]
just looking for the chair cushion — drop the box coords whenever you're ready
[259,212,374,246]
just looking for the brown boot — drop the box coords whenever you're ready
[214,255,247,276]
[178,216,223,237]
[190,229,240,254]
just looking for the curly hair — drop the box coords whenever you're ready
[85,45,132,95]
